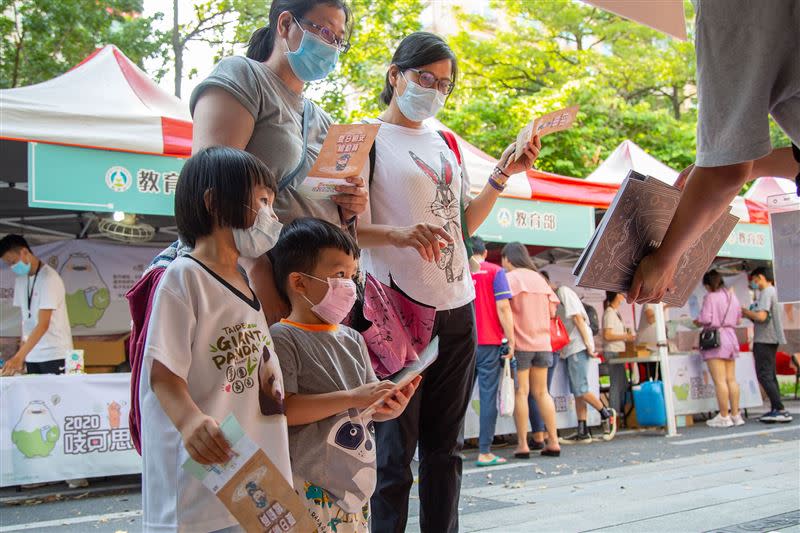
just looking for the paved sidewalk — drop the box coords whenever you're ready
[408,440,800,532]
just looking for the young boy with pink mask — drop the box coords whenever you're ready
[269,217,421,532]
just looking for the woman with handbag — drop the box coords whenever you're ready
[500,243,561,458]
[695,270,744,428]
[355,33,540,533]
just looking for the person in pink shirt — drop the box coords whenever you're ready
[501,243,561,458]
[695,269,744,428]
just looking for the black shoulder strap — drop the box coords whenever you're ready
[792,143,799,196]
[368,142,376,186]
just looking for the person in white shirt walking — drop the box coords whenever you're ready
[1,235,73,377]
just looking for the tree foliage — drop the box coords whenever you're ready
[0,0,164,88]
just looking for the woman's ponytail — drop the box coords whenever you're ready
[247,26,274,62]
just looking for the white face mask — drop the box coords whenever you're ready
[232,206,282,258]
[396,71,447,122]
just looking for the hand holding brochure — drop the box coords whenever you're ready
[514,106,579,161]
[361,336,439,419]
[299,123,380,200]
[182,415,313,532]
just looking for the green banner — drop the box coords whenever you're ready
[476,196,595,248]
[28,143,186,216]
[717,222,772,260]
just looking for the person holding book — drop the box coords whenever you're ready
[355,32,540,532]
[556,284,617,444]
[500,243,561,459]
[628,0,800,305]
[742,267,792,424]
[695,270,744,428]
[468,236,514,468]
[139,147,291,532]
[152,0,368,324]
[269,218,420,531]
[603,291,636,415]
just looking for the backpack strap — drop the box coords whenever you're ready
[437,130,462,166]
[793,143,799,197]
[368,142,376,186]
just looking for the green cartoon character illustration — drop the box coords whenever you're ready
[11,401,60,458]
[60,253,111,328]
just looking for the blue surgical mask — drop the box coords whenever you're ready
[11,259,31,276]
[396,72,447,122]
[749,281,759,290]
[285,21,340,82]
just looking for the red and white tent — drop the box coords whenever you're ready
[0,45,191,156]
[585,139,771,224]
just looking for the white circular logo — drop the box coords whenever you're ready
[497,208,512,228]
[105,166,132,192]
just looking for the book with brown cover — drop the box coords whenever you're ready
[573,171,739,306]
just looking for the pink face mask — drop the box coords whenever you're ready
[301,274,357,325]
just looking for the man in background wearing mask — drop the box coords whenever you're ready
[742,266,791,424]
[0,235,73,377]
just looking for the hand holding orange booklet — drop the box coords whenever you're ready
[299,123,381,200]
[514,105,579,162]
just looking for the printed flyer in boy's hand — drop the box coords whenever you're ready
[183,415,314,532]
[299,123,381,200]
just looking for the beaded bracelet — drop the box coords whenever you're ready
[488,176,506,192]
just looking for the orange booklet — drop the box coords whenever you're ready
[299,123,381,200]
[514,105,579,162]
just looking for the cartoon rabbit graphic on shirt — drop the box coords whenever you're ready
[409,150,465,284]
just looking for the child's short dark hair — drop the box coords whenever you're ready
[175,146,278,247]
[271,217,360,302]
[0,234,31,257]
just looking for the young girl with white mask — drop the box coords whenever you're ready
[356,32,542,532]
[139,147,290,533]
[151,0,365,324]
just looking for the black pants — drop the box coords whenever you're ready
[371,303,477,533]
[26,359,64,375]
[753,343,784,411]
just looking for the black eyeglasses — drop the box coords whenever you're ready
[295,17,351,53]
[405,68,455,95]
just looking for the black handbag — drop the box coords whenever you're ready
[699,290,733,351]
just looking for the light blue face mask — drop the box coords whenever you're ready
[396,72,447,122]
[285,20,340,82]
[11,259,31,276]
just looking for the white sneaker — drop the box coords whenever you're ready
[732,413,745,426]
[66,478,89,489]
[706,414,734,428]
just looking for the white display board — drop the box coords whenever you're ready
[0,373,141,486]
[464,356,601,438]
[668,352,762,416]
[0,239,161,337]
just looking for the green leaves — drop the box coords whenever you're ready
[0,0,164,88]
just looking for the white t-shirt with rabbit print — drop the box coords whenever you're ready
[359,120,475,311]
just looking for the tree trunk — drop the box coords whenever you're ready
[671,85,681,120]
[172,0,182,98]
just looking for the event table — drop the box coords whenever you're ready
[0,373,140,487]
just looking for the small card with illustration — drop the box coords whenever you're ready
[299,123,381,200]
[64,349,85,375]
[514,105,579,161]
[183,415,313,532]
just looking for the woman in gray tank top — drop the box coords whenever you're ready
[189,0,366,323]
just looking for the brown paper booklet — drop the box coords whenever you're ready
[514,105,579,161]
[183,415,314,532]
[299,123,380,199]
[573,171,739,306]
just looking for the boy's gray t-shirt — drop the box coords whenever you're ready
[753,285,787,345]
[189,56,339,225]
[270,321,378,513]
